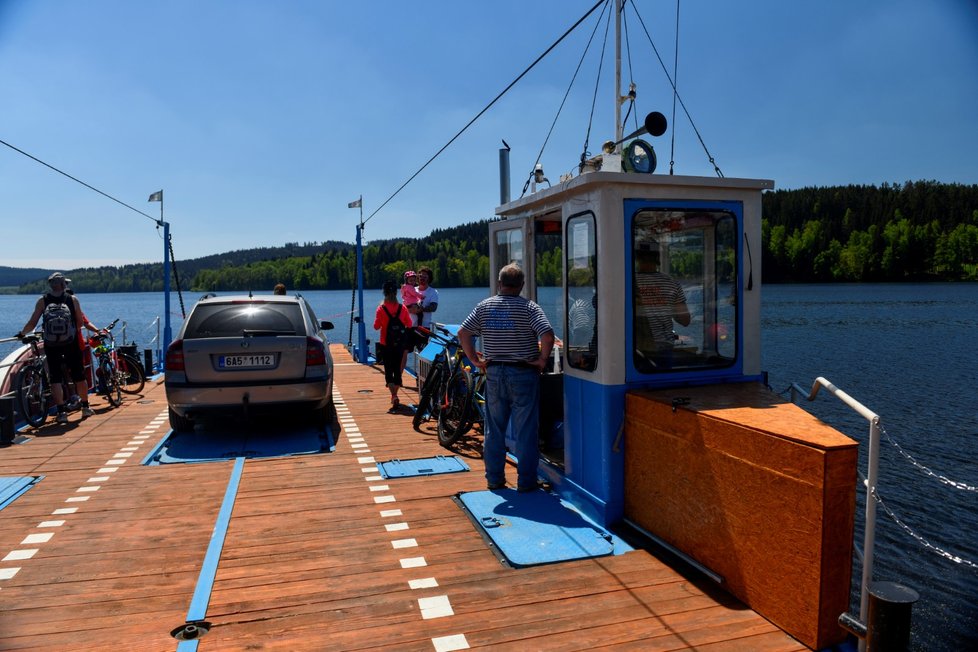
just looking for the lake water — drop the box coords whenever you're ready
[1,283,976,650]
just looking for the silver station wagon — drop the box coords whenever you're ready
[164,294,334,432]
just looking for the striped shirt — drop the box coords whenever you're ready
[635,271,686,346]
[460,294,553,362]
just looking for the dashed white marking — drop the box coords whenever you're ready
[365,475,384,482]
[112,452,133,458]
[351,443,368,449]
[409,577,438,589]
[76,486,100,493]
[362,467,376,473]
[418,595,454,619]
[432,634,470,651]
[391,538,418,549]
[357,456,376,464]
[121,446,139,451]
[104,459,125,466]
[380,509,402,518]
[347,437,365,443]
[3,550,37,562]
[65,496,90,503]
[0,567,20,580]
[399,556,427,569]
[96,467,118,474]
[369,485,390,492]
[86,476,110,483]
[37,520,65,528]
[125,441,143,446]
[52,508,77,515]
[385,522,409,532]
[21,533,53,545]
[374,496,396,504]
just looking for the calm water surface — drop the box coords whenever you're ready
[1,284,976,650]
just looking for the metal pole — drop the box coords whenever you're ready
[614,0,623,151]
[355,221,368,364]
[162,219,172,368]
[858,415,882,651]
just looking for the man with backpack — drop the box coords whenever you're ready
[16,272,99,423]
[373,279,414,413]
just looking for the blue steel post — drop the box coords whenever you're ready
[355,222,368,364]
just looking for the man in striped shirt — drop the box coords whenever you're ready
[459,263,555,492]
[634,245,690,368]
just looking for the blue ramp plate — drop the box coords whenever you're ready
[378,456,470,478]
[146,426,332,465]
[0,476,42,510]
[457,489,617,567]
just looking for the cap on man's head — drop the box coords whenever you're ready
[48,272,65,285]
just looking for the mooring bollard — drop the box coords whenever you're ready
[0,395,15,445]
[839,580,919,651]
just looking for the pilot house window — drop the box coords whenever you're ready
[566,213,597,371]
[632,209,737,372]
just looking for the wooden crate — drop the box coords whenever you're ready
[623,383,858,650]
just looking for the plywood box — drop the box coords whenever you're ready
[623,383,857,650]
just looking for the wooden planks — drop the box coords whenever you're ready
[0,349,808,651]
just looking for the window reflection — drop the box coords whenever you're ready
[566,213,597,371]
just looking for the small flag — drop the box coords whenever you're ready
[348,198,361,208]
[148,190,163,202]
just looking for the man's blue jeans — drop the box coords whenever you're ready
[484,366,540,488]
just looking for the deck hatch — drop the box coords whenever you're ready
[143,425,334,465]
[456,489,623,567]
[0,476,42,511]
[377,456,470,478]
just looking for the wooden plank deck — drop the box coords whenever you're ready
[0,345,808,651]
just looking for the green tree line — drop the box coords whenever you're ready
[12,180,978,294]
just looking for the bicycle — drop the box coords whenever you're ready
[412,324,467,432]
[15,333,83,428]
[437,363,486,448]
[88,319,145,396]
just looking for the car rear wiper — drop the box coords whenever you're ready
[242,329,297,337]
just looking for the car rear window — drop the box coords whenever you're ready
[183,303,306,338]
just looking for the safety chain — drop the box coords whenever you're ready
[869,484,978,570]
[878,423,977,492]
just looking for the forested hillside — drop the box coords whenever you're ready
[10,181,978,294]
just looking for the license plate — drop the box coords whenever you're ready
[218,354,275,369]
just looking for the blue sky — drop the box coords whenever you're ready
[2,0,977,269]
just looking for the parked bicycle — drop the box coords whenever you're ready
[89,319,146,396]
[412,324,467,433]
[437,362,486,448]
[15,333,82,428]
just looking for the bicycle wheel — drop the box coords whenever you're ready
[117,353,146,394]
[99,359,123,407]
[438,368,474,448]
[16,364,49,428]
[412,358,445,430]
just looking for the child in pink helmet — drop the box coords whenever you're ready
[401,270,423,324]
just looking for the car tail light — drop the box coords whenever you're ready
[166,339,185,371]
[306,337,326,366]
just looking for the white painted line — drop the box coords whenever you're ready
[373,496,396,504]
[37,520,66,528]
[399,556,427,569]
[104,460,125,465]
[391,538,418,549]
[139,430,156,434]
[385,522,409,532]
[347,437,365,443]
[351,443,368,449]
[125,441,143,446]
[65,496,90,503]
[408,577,438,590]
[432,634,470,651]
[365,475,384,482]
[357,456,376,464]
[3,550,38,562]
[120,447,139,451]
[379,509,403,518]
[52,508,78,515]
[76,486,100,493]
[362,467,376,473]
[86,476,110,483]
[369,485,390,492]
[96,468,118,474]
[418,595,454,619]
[0,567,20,580]
[21,533,53,545]
[112,452,133,458]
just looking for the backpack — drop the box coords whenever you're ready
[42,295,76,344]
[383,305,407,351]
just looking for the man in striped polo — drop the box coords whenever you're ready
[458,263,554,492]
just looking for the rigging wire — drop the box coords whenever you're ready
[620,4,639,135]
[363,0,607,225]
[626,0,723,177]
[0,138,158,223]
[578,4,614,175]
[520,0,612,198]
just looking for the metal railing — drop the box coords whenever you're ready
[790,376,879,649]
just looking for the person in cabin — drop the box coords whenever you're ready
[633,242,690,369]
[273,283,287,295]
[414,267,439,329]
[16,272,100,422]
[458,263,554,492]
[373,279,414,413]
[400,270,423,324]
